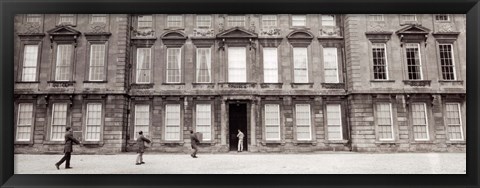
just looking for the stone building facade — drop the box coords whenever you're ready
[13,14,466,154]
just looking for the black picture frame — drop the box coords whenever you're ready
[1,0,478,187]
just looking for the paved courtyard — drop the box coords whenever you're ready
[14,152,466,174]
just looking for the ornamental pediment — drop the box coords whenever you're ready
[216,27,258,39]
[161,31,188,40]
[286,30,314,39]
[46,26,81,36]
[395,24,430,35]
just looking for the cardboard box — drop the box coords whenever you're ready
[195,132,203,142]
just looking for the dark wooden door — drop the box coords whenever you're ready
[229,103,247,151]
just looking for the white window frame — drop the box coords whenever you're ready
[90,14,107,24]
[167,15,183,28]
[435,14,450,22]
[136,48,152,84]
[321,15,336,26]
[50,103,68,141]
[262,15,277,28]
[165,104,181,141]
[134,104,150,140]
[59,14,75,25]
[438,44,456,80]
[401,14,417,22]
[291,15,306,27]
[293,47,308,83]
[326,104,343,140]
[137,15,153,29]
[55,44,73,81]
[264,104,281,141]
[295,104,312,141]
[166,48,182,83]
[372,43,389,80]
[85,103,102,141]
[16,103,33,141]
[445,103,464,141]
[21,44,39,82]
[263,47,278,83]
[323,47,339,83]
[405,43,423,80]
[196,48,211,83]
[376,103,394,141]
[88,44,106,81]
[196,15,212,28]
[196,104,212,141]
[411,103,429,141]
[26,14,42,23]
[228,47,247,83]
[369,14,384,21]
[227,15,245,27]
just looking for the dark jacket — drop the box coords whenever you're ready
[136,135,151,153]
[190,133,199,148]
[64,131,80,153]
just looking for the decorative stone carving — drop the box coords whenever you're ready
[249,21,256,33]
[319,26,341,37]
[132,28,155,38]
[89,24,107,33]
[367,21,386,33]
[260,83,283,89]
[192,83,215,89]
[218,83,256,89]
[130,83,154,89]
[321,83,345,89]
[259,28,281,37]
[48,81,75,88]
[218,23,225,32]
[402,80,431,87]
[20,22,42,34]
[436,23,455,33]
[193,28,214,37]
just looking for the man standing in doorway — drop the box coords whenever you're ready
[136,131,151,165]
[237,129,244,152]
[190,130,199,158]
[55,127,80,170]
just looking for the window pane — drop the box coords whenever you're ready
[262,15,277,28]
[167,48,182,83]
[26,14,42,23]
[138,15,153,29]
[402,14,416,21]
[86,103,102,141]
[435,14,449,21]
[55,45,72,81]
[326,104,342,140]
[412,103,428,140]
[196,48,211,83]
[439,44,456,80]
[369,14,384,21]
[265,104,280,140]
[136,48,151,83]
[372,43,388,80]
[323,48,338,83]
[196,15,211,28]
[294,48,308,83]
[376,103,393,140]
[228,47,247,82]
[91,14,107,23]
[445,103,463,140]
[196,104,212,141]
[167,15,183,27]
[295,104,311,140]
[227,16,245,27]
[292,15,306,27]
[89,44,106,81]
[59,14,74,24]
[321,15,335,26]
[51,103,68,141]
[406,43,422,80]
[17,103,33,141]
[263,48,278,83]
[22,45,38,81]
[135,105,150,139]
[165,104,181,141]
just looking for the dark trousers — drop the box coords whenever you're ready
[56,152,71,168]
[191,146,198,156]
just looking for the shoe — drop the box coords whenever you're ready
[190,154,194,158]
[136,163,141,165]
[55,164,59,170]
[141,162,145,164]
[65,167,73,169]
[193,156,198,158]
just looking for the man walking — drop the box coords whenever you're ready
[190,130,199,158]
[237,129,244,152]
[136,131,151,165]
[55,127,80,170]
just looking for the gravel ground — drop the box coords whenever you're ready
[14,152,466,174]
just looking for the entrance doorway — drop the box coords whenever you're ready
[229,103,248,151]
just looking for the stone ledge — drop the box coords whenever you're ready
[321,83,345,89]
[260,140,285,146]
[325,140,349,144]
[260,83,283,89]
[402,80,431,87]
[293,140,317,146]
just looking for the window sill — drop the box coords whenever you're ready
[291,83,314,89]
[439,80,463,83]
[83,80,107,83]
[192,83,215,89]
[159,141,185,146]
[47,81,76,88]
[199,141,216,146]
[370,80,395,83]
[260,83,283,89]
[260,140,285,146]
[293,140,317,146]
[325,140,349,144]
[43,141,65,145]
[321,83,344,89]
[161,83,185,85]
[410,140,435,144]
[218,82,257,89]
[131,83,154,89]
[374,141,398,145]
[14,141,34,145]
[82,141,104,146]
[402,80,431,87]
[15,81,40,84]
[289,26,310,30]
[446,140,465,145]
